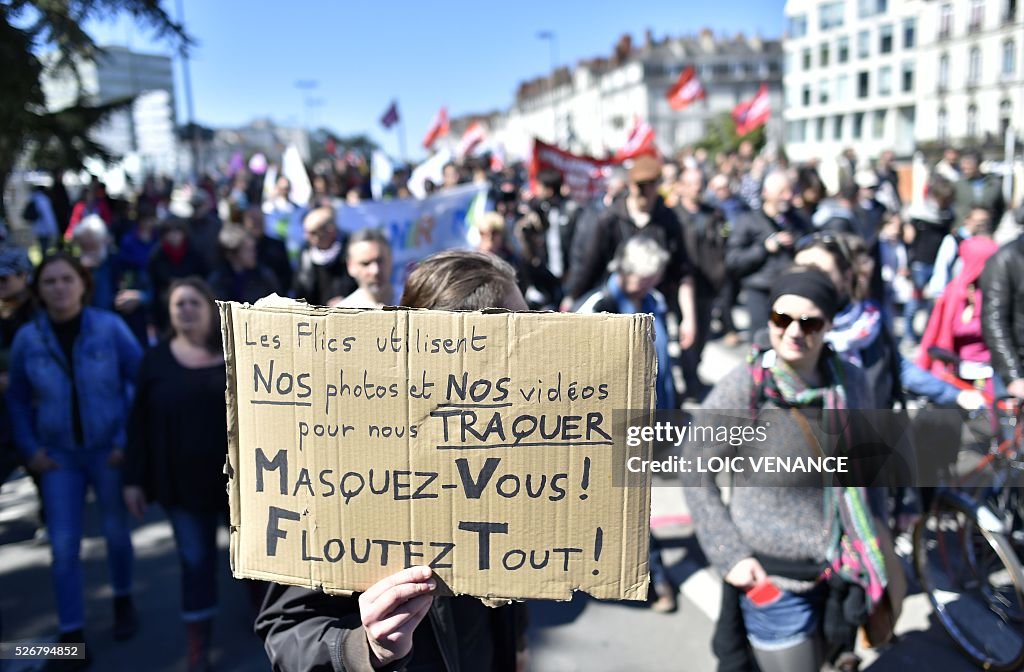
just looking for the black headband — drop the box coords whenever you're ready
[769,267,840,321]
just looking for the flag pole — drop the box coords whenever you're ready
[395,99,408,164]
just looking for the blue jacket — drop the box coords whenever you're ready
[6,308,142,456]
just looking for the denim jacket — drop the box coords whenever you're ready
[6,307,142,457]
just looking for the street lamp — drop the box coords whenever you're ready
[537,31,559,143]
[295,80,319,130]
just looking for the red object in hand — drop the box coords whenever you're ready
[746,580,783,608]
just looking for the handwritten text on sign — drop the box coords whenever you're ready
[221,300,654,601]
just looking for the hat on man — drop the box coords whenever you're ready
[628,155,662,183]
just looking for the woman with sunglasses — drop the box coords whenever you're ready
[688,267,888,672]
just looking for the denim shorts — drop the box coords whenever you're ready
[740,584,825,651]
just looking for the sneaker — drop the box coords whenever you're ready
[113,596,138,641]
[649,580,677,613]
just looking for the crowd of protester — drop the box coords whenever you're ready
[0,139,1022,671]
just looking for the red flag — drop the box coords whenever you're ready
[456,121,487,158]
[530,139,614,200]
[422,107,450,150]
[666,66,705,111]
[732,84,771,136]
[379,101,400,130]
[613,116,657,162]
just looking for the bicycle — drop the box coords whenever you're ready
[912,387,1024,671]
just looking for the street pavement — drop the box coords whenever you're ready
[0,327,997,672]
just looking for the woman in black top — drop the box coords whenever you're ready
[123,277,227,672]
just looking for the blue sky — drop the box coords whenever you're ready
[86,1,785,159]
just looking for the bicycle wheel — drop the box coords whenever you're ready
[914,492,1024,671]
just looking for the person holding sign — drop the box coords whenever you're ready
[256,250,528,672]
[6,253,143,658]
[123,278,234,672]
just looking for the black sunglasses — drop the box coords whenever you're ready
[769,310,827,334]
[795,232,853,264]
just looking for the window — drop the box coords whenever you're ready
[858,0,886,17]
[858,30,870,58]
[939,3,954,39]
[938,53,950,90]
[938,108,948,141]
[853,111,864,138]
[858,70,870,98]
[880,24,893,53]
[969,0,985,31]
[1000,100,1012,136]
[816,117,827,141]
[838,36,849,63]
[1003,39,1017,77]
[901,61,914,92]
[787,120,807,143]
[820,42,830,67]
[833,115,844,140]
[903,18,916,49]
[802,84,811,106]
[837,73,849,101]
[803,47,812,70]
[873,109,886,139]
[819,78,830,104]
[1006,0,1019,23]
[789,14,808,38]
[968,47,982,85]
[879,65,892,95]
[967,104,978,137]
[820,1,845,30]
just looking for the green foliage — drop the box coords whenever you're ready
[0,0,191,202]
[694,112,766,159]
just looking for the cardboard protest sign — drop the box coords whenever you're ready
[220,297,654,601]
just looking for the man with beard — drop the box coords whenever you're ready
[337,229,394,308]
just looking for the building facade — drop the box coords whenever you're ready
[915,0,1023,151]
[475,31,783,161]
[41,46,179,179]
[784,0,1023,173]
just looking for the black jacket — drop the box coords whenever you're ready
[564,195,691,306]
[147,242,210,330]
[258,235,293,295]
[981,236,1024,383]
[256,583,526,672]
[674,202,728,293]
[725,208,810,292]
[208,264,281,304]
[293,246,356,307]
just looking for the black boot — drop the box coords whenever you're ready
[113,595,138,641]
[42,630,90,671]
